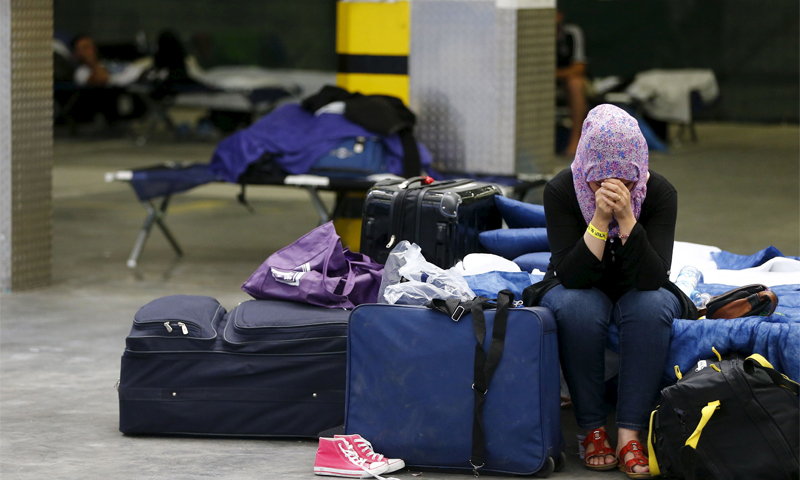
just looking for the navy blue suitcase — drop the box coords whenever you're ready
[345,298,564,476]
[118,295,349,437]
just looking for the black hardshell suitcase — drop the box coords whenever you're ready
[360,176,502,268]
[118,295,349,437]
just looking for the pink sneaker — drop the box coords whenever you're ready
[314,437,390,478]
[335,434,405,474]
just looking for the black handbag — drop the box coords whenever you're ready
[648,350,799,479]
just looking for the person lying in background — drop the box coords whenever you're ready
[524,104,685,478]
[556,10,588,157]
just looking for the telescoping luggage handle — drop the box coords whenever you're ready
[427,290,514,477]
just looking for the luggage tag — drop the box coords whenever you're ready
[270,263,311,287]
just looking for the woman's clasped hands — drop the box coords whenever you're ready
[593,178,634,225]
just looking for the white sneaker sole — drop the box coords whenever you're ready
[385,460,405,474]
[314,464,390,478]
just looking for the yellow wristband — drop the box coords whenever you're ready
[587,223,608,241]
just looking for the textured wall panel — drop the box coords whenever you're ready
[515,8,555,174]
[410,0,499,173]
[1,0,53,291]
[494,8,518,175]
[0,0,11,290]
[409,0,555,175]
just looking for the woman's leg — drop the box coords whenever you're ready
[541,285,615,465]
[612,287,681,473]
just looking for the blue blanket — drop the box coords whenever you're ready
[711,245,800,269]
[464,272,800,381]
[652,283,800,382]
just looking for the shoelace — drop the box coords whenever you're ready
[354,438,385,462]
[338,441,399,480]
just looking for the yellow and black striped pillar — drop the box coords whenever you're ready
[335,0,410,104]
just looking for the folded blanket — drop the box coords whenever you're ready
[494,196,546,229]
[513,252,551,273]
[478,228,549,260]
[465,271,543,300]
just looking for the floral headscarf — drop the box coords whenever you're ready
[571,104,649,238]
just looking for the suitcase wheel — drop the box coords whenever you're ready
[553,452,567,472]
[533,456,555,478]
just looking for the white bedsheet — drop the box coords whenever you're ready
[671,241,800,287]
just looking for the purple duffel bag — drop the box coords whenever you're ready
[242,221,384,309]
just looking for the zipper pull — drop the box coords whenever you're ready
[177,322,188,335]
[386,235,396,249]
[164,322,173,333]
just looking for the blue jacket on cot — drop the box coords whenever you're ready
[209,104,433,183]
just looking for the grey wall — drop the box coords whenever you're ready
[559,0,799,123]
[54,0,337,70]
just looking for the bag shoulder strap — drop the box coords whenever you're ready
[744,355,800,395]
[426,290,514,476]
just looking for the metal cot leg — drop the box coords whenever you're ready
[127,196,183,268]
[304,186,331,225]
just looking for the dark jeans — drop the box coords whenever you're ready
[541,285,681,431]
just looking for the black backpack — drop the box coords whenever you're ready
[648,350,799,480]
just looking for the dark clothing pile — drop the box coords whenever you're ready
[301,86,421,177]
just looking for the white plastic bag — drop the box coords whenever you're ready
[377,241,476,305]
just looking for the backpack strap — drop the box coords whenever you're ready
[744,355,799,395]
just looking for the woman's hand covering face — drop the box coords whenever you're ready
[600,179,634,221]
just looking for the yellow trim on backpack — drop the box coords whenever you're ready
[712,346,722,362]
[748,353,774,369]
[711,364,721,372]
[674,365,682,380]
[648,409,662,476]
[685,400,721,450]
[747,353,799,388]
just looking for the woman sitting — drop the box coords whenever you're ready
[524,104,689,478]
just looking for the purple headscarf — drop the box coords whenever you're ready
[571,104,649,238]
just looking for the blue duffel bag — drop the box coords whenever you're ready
[345,291,565,476]
[308,136,387,177]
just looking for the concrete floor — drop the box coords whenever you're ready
[1,123,798,479]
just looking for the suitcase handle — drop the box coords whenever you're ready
[398,176,432,189]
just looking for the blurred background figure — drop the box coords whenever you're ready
[71,34,110,85]
[145,30,199,100]
[556,10,587,157]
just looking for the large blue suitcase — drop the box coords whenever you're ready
[345,298,564,476]
[118,295,349,437]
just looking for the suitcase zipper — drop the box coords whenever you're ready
[161,321,190,334]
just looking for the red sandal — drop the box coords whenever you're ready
[581,428,618,471]
[618,440,650,478]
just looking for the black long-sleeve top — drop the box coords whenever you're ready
[523,167,682,306]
